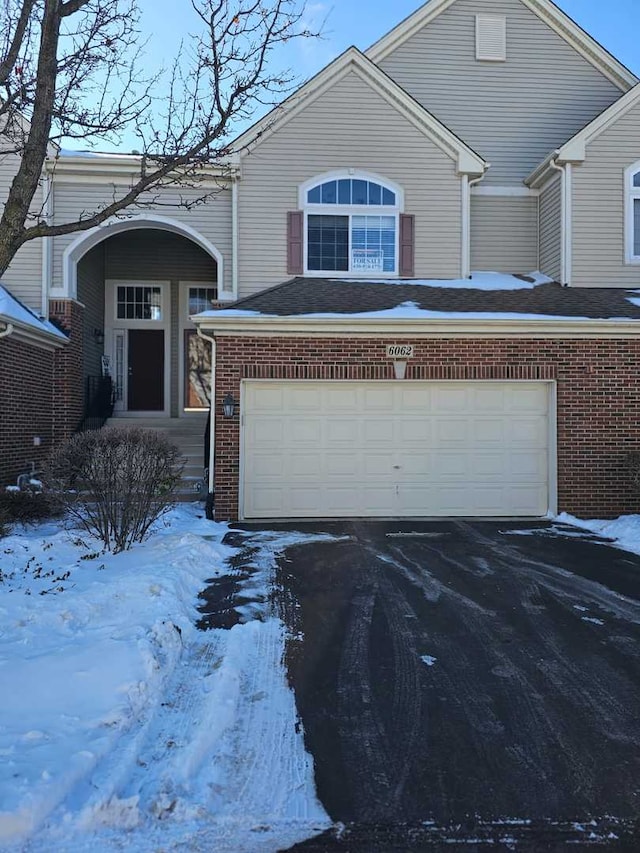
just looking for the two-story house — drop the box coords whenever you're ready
[2,0,640,521]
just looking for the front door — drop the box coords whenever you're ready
[127,329,164,411]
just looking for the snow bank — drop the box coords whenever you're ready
[557,512,640,557]
[0,508,331,851]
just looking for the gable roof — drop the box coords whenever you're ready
[526,81,640,186]
[231,47,487,175]
[366,0,637,93]
[556,82,640,162]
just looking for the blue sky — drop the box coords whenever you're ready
[105,0,640,152]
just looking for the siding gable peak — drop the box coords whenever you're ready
[366,0,637,93]
[231,47,487,176]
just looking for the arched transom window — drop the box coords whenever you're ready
[301,173,403,275]
[627,162,640,263]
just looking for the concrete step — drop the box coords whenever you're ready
[105,415,208,501]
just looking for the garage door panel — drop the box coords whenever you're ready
[474,419,505,443]
[326,419,359,444]
[247,418,283,446]
[242,381,551,518]
[289,418,322,443]
[436,419,468,443]
[507,418,547,444]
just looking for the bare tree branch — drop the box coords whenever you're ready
[0,0,321,275]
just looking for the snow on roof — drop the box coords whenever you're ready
[333,272,554,290]
[0,284,68,341]
[198,300,593,322]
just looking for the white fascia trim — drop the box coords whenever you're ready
[366,0,636,92]
[197,317,640,339]
[0,316,67,349]
[231,178,239,300]
[624,161,640,265]
[62,213,225,300]
[557,84,640,163]
[45,155,236,184]
[472,185,539,197]
[233,48,486,175]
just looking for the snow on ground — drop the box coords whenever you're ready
[0,506,332,852]
[557,512,640,557]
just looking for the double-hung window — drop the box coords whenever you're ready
[626,162,640,264]
[302,174,402,276]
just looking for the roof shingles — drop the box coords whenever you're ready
[213,277,640,321]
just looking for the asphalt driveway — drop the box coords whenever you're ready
[227,518,640,849]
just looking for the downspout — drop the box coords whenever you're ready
[0,322,15,338]
[463,171,488,278]
[231,178,239,300]
[41,171,53,317]
[197,327,216,518]
[549,156,571,287]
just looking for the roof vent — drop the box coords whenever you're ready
[476,14,506,61]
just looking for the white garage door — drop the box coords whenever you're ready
[242,381,551,519]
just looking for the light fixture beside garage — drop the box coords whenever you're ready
[222,393,237,418]
[387,344,414,380]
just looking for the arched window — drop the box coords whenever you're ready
[300,172,403,276]
[626,161,640,264]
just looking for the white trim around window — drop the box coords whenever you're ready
[625,161,640,265]
[299,171,404,278]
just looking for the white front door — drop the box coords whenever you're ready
[241,381,553,519]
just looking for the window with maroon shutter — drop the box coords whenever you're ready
[287,211,304,275]
[300,173,405,276]
[399,213,415,278]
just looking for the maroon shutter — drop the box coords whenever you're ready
[287,211,304,275]
[399,213,415,278]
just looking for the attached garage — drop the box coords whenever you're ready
[241,380,553,519]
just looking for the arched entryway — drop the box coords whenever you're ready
[67,216,222,418]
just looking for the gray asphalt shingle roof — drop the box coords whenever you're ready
[219,277,640,320]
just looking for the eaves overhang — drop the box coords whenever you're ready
[0,313,68,349]
[194,314,640,340]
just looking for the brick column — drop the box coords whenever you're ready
[49,299,85,445]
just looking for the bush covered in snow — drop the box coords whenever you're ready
[47,427,184,553]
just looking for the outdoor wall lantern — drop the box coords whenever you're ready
[222,393,237,418]
[93,327,105,346]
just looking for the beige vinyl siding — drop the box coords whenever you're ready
[378,0,623,185]
[0,151,43,311]
[572,99,640,288]
[538,174,562,282]
[470,195,538,271]
[77,244,105,383]
[50,181,232,293]
[238,69,462,297]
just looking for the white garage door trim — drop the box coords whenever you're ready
[239,380,558,520]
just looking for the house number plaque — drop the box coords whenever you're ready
[387,344,414,358]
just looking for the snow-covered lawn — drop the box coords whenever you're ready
[0,505,331,852]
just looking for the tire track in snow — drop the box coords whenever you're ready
[22,531,334,853]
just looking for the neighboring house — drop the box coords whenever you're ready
[2,0,640,520]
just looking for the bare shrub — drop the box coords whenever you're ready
[47,428,184,553]
[0,491,63,527]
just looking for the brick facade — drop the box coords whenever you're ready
[0,335,55,486]
[213,335,640,521]
[49,299,85,445]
